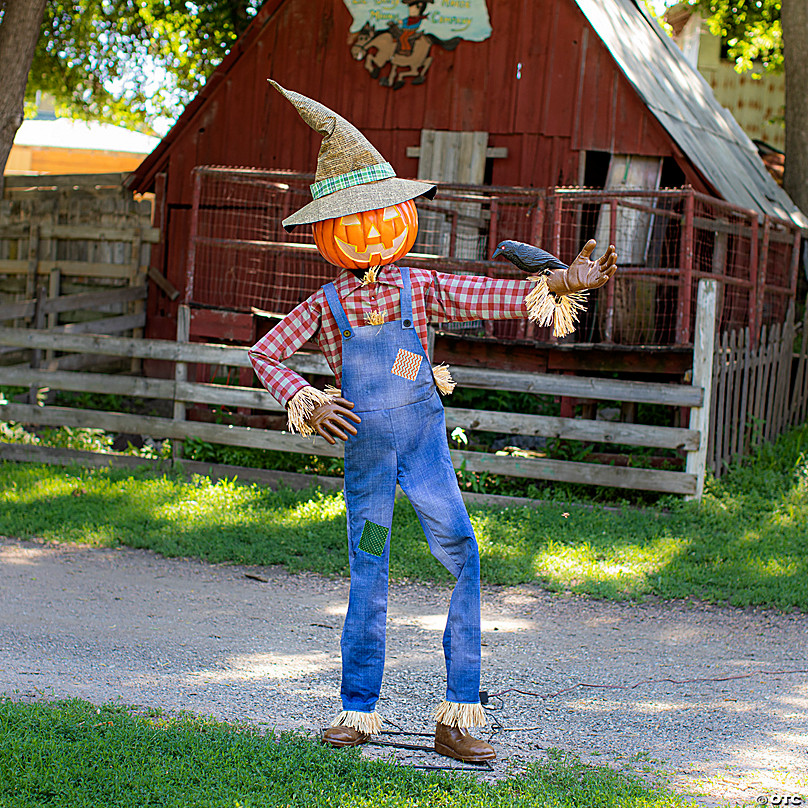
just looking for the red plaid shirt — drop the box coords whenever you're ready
[248,264,532,407]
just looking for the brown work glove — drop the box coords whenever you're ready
[307,396,361,444]
[546,240,617,295]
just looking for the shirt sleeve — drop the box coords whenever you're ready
[423,271,533,323]
[248,298,321,408]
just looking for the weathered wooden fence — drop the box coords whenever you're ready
[0,315,707,498]
[0,173,160,371]
[708,295,808,476]
[2,279,806,498]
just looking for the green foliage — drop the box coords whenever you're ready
[27,0,262,129]
[1,421,807,610]
[0,698,687,808]
[688,0,782,75]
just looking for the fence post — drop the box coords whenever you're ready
[27,285,47,405]
[686,278,718,500]
[172,304,190,462]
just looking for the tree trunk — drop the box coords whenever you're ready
[0,0,47,196]
[783,0,808,217]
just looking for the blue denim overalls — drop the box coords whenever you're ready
[323,266,481,722]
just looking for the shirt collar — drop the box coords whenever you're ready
[331,264,404,297]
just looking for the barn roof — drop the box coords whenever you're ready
[574,0,807,229]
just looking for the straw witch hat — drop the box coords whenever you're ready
[269,80,437,232]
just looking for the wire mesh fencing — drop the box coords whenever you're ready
[185,167,802,348]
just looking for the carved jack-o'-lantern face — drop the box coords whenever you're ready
[312,200,418,271]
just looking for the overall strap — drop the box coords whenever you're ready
[323,282,353,339]
[399,266,414,329]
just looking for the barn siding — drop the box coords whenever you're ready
[138,0,711,337]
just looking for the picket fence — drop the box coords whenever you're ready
[708,298,808,477]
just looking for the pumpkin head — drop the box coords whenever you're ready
[312,200,418,271]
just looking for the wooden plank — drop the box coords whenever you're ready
[147,265,180,301]
[54,312,146,336]
[762,323,779,443]
[0,402,345,458]
[685,279,717,500]
[0,285,146,321]
[173,304,191,460]
[406,146,508,159]
[0,260,145,279]
[730,328,746,462]
[720,331,732,473]
[451,448,696,494]
[0,403,696,495]
[25,224,40,299]
[28,286,47,405]
[49,260,142,279]
[0,327,704,405]
[0,327,253,366]
[0,259,29,273]
[44,284,147,314]
[38,223,160,244]
[754,329,768,449]
[777,306,796,437]
[0,299,36,320]
[706,329,719,475]
[794,298,808,425]
[444,407,699,450]
[710,332,724,476]
[3,172,129,189]
[737,328,751,457]
[450,366,703,406]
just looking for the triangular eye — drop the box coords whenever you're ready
[340,213,362,225]
[382,206,400,221]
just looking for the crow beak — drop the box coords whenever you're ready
[492,246,502,259]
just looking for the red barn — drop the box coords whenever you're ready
[128,0,805,377]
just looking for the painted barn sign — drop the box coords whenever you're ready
[344,0,492,88]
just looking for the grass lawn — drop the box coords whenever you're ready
[1,422,806,611]
[0,698,687,808]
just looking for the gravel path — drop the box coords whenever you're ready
[1,536,806,806]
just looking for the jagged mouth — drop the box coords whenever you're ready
[335,229,408,263]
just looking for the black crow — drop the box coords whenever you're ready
[491,240,567,275]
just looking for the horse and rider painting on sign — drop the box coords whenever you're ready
[344,0,492,89]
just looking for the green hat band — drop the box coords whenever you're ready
[310,162,396,201]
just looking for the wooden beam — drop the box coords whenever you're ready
[0,403,696,494]
[450,366,703,406]
[444,406,699,450]
[147,266,180,300]
[0,366,699,449]
[685,279,718,500]
[2,172,130,189]
[0,285,147,321]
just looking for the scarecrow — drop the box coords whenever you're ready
[249,81,617,763]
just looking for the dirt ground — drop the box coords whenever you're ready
[1,535,806,806]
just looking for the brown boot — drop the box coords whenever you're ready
[321,725,370,748]
[434,722,496,763]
